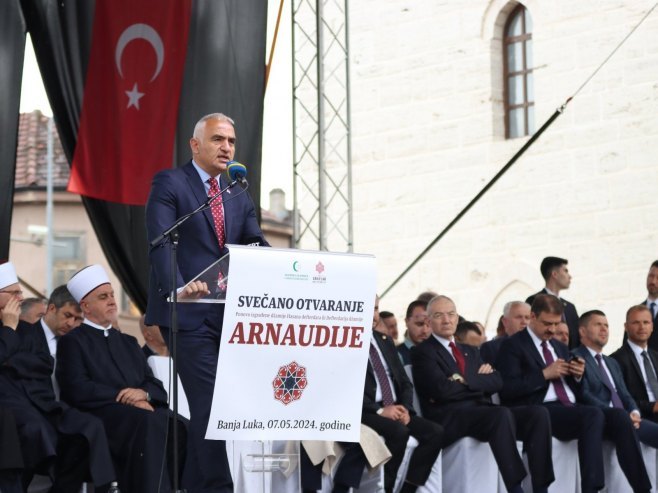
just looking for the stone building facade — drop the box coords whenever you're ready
[348,0,658,345]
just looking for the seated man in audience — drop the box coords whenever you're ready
[574,309,658,451]
[496,294,651,493]
[362,296,443,493]
[454,320,483,347]
[379,310,399,341]
[0,263,115,492]
[552,321,569,346]
[19,297,47,324]
[612,305,658,423]
[411,295,533,493]
[480,301,530,364]
[139,314,169,358]
[397,300,431,365]
[56,264,187,493]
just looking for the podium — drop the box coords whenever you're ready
[167,249,230,304]
[168,245,376,491]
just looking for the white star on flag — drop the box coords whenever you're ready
[125,83,145,109]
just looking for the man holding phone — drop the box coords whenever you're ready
[574,309,658,452]
[495,294,651,493]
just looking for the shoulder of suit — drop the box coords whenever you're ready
[609,345,627,359]
[551,338,569,352]
[116,331,139,345]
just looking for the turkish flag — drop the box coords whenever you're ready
[68,0,192,205]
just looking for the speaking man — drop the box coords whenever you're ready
[145,113,269,492]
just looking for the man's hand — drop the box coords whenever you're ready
[630,411,641,429]
[380,405,408,422]
[179,280,210,300]
[133,400,155,412]
[478,363,494,374]
[397,406,410,425]
[542,359,570,380]
[1,298,21,330]
[116,388,148,405]
[567,357,585,378]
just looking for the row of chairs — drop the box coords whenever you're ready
[148,356,658,493]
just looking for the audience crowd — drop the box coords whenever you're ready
[2,256,658,493]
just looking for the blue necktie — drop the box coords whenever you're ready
[595,354,624,409]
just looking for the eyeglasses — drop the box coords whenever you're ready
[430,311,457,320]
[0,289,23,297]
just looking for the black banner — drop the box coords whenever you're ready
[12,0,267,309]
[0,0,26,262]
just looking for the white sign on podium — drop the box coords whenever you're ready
[206,245,376,441]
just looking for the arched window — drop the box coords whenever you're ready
[504,5,534,138]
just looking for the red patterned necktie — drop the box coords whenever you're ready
[369,342,395,406]
[541,341,574,407]
[449,341,466,375]
[207,177,225,249]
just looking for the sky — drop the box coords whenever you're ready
[19,1,294,210]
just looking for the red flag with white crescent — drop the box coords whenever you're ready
[68,0,192,205]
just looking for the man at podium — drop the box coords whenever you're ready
[145,112,269,493]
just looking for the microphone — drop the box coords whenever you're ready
[227,161,248,185]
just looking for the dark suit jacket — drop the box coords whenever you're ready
[496,328,580,406]
[12,322,60,414]
[645,300,658,350]
[396,341,412,366]
[145,160,269,330]
[480,336,506,365]
[411,336,501,419]
[363,331,415,416]
[611,342,658,421]
[572,345,638,412]
[527,289,580,349]
[57,324,168,410]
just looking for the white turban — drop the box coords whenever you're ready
[0,262,18,290]
[67,264,111,302]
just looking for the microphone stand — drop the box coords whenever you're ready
[149,177,239,493]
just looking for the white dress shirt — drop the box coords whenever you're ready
[527,328,577,404]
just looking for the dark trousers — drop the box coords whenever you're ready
[300,443,366,493]
[361,413,443,492]
[428,404,526,492]
[168,322,232,493]
[510,405,554,490]
[601,407,651,493]
[50,434,91,493]
[544,403,605,493]
[637,416,658,447]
